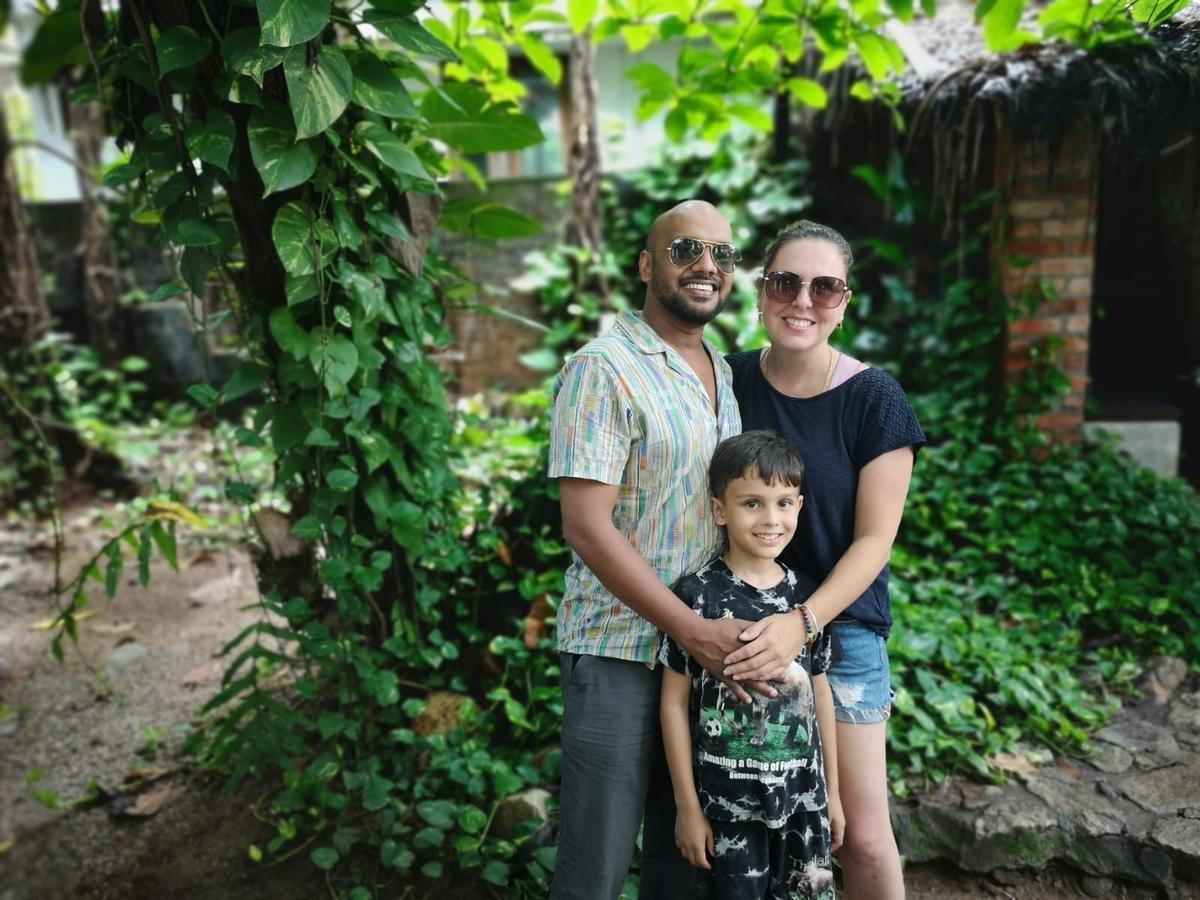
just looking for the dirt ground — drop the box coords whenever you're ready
[0,507,1183,900]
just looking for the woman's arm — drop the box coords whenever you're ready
[660,669,713,870]
[722,446,916,681]
[812,673,842,852]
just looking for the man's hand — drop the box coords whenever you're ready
[674,806,714,870]
[829,790,845,854]
[723,611,807,683]
[683,617,773,702]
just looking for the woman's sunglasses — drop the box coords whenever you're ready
[652,237,742,274]
[762,271,849,308]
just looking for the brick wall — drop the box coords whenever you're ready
[434,177,568,397]
[995,125,1099,442]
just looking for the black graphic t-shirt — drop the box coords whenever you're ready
[659,557,834,829]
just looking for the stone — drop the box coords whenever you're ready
[990,867,1021,885]
[1087,743,1134,775]
[1139,657,1188,703]
[1118,754,1200,815]
[961,783,1003,811]
[1080,874,1113,897]
[1094,720,1180,760]
[1169,701,1200,737]
[0,712,20,737]
[1152,816,1200,881]
[105,642,148,673]
[1024,774,1126,838]
[491,788,552,840]
[1138,845,1174,884]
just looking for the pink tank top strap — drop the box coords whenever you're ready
[828,351,863,389]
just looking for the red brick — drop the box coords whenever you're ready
[1011,221,1040,239]
[1037,411,1084,431]
[1008,317,1063,336]
[1037,257,1092,276]
[1068,374,1089,393]
[1009,199,1066,219]
[1059,334,1089,352]
[1064,239,1094,256]
[1041,218,1090,239]
[1063,313,1090,334]
[1060,279,1093,301]
[1065,195,1098,216]
[1057,351,1089,371]
[1009,239,1065,257]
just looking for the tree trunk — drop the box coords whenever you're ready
[0,104,57,505]
[565,31,603,256]
[69,99,124,367]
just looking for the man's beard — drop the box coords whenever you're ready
[653,272,727,325]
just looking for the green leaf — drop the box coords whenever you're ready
[185,109,237,172]
[855,33,893,82]
[326,468,359,491]
[284,44,353,139]
[248,105,320,196]
[982,0,1025,50]
[221,363,269,402]
[187,383,220,408]
[223,27,287,85]
[439,199,543,239]
[309,328,359,393]
[786,77,828,110]
[305,427,338,447]
[349,53,419,119]
[290,515,322,539]
[310,846,339,870]
[362,11,457,60]
[354,121,432,185]
[422,83,543,153]
[515,34,562,86]
[457,806,488,833]
[272,201,337,276]
[20,10,85,84]
[174,219,222,247]
[259,0,330,48]
[268,307,312,360]
[103,163,143,189]
[156,26,212,76]
[568,0,599,34]
[149,281,186,302]
[480,861,509,887]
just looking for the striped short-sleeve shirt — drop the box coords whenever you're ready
[548,311,742,665]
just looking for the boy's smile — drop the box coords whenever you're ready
[712,474,803,571]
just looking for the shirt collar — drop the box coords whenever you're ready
[616,309,721,362]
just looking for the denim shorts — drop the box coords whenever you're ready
[825,620,893,725]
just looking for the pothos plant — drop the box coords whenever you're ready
[17,0,1172,893]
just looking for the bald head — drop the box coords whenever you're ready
[646,200,730,250]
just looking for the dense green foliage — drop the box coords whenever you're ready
[9,0,1195,894]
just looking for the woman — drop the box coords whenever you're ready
[722,220,924,899]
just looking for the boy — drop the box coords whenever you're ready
[659,430,843,900]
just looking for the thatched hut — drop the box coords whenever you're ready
[800,0,1200,482]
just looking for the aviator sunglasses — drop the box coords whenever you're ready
[651,237,742,274]
[762,271,849,308]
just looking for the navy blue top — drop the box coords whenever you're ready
[727,351,925,635]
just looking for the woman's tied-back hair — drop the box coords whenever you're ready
[709,430,805,501]
[760,219,854,277]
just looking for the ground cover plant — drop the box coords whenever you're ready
[5,0,1196,896]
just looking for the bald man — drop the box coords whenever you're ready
[547,201,750,898]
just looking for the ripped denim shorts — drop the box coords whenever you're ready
[826,619,894,725]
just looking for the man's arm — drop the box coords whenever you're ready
[559,477,756,701]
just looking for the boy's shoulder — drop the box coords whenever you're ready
[672,557,734,602]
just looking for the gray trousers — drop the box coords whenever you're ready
[549,653,697,900]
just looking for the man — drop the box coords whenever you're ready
[548,200,753,899]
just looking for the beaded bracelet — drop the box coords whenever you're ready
[796,604,818,644]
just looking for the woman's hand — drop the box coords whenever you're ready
[722,611,808,683]
[675,806,715,870]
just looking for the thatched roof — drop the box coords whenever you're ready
[814,0,1200,215]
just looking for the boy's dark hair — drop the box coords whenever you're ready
[709,430,805,500]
